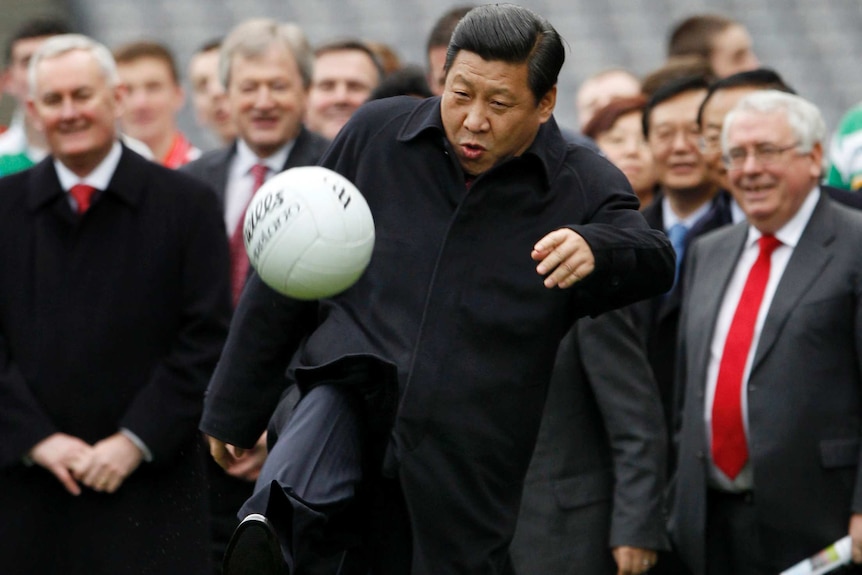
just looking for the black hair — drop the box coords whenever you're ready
[314,38,385,83]
[195,37,223,55]
[642,74,710,137]
[5,17,73,65]
[369,65,433,100]
[696,67,796,126]
[444,4,564,104]
[426,5,474,53]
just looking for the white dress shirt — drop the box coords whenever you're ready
[224,139,293,234]
[55,140,122,209]
[704,187,821,491]
[661,194,712,231]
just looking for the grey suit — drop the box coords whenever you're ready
[510,309,669,574]
[181,127,331,213]
[672,194,862,574]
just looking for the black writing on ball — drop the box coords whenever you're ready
[250,201,302,261]
[323,175,352,209]
[245,189,285,244]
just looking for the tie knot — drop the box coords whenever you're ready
[250,163,268,190]
[69,183,97,214]
[667,223,688,253]
[668,222,687,241]
[758,234,781,256]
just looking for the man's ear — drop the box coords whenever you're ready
[809,141,824,179]
[26,98,44,132]
[538,84,556,124]
[112,83,128,120]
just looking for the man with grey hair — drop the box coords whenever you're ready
[184,18,329,307]
[0,34,231,574]
[672,89,862,574]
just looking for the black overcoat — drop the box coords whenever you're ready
[0,146,231,574]
[202,96,674,574]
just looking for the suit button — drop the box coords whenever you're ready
[696,451,705,460]
[750,385,757,391]
[610,276,621,287]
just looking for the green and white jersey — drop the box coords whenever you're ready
[827,103,862,190]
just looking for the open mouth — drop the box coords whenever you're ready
[461,143,485,160]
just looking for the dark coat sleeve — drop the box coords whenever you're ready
[577,309,670,551]
[200,274,318,448]
[0,330,58,466]
[564,152,675,317]
[118,177,233,463]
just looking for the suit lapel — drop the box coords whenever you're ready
[207,144,234,204]
[750,197,835,373]
[659,195,734,322]
[689,224,748,388]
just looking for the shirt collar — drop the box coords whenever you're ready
[55,140,122,192]
[236,138,294,175]
[662,194,713,230]
[396,96,564,188]
[744,186,821,248]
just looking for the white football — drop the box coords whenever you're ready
[243,166,375,300]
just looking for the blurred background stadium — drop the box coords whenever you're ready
[4,0,861,150]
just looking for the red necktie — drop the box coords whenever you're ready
[69,184,97,215]
[229,164,268,306]
[711,234,782,479]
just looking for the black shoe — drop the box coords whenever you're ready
[223,513,290,575]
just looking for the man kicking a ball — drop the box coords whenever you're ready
[200,5,675,574]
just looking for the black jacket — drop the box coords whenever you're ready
[201,96,674,575]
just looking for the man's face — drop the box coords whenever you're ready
[699,86,758,191]
[575,71,640,130]
[305,49,380,140]
[427,45,448,96]
[647,89,709,192]
[226,43,307,158]
[28,49,123,175]
[710,24,759,79]
[725,109,821,234]
[441,50,555,176]
[4,36,53,104]
[189,48,236,143]
[117,56,183,147]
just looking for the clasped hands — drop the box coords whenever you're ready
[28,432,143,495]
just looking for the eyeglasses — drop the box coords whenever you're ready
[722,142,801,169]
[698,133,721,153]
[649,124,701,148]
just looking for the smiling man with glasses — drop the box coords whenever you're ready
[671,89,862,575]
[628,75,728,463]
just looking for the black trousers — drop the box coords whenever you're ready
[241,362,407,574]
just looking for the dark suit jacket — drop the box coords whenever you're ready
[672,194,862,574]
[0,146,231,574]
[181,127,332,217]
[509,309,669,574]
[630,190,734,442]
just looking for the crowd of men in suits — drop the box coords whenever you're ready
[1,5,862,575]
